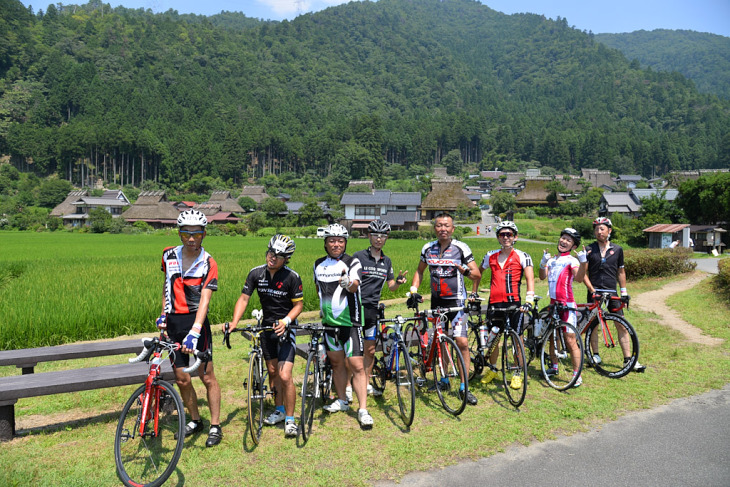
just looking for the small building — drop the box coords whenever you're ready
[340,189,421,231]
[50,190,89,218]
[515,177,565,207]
[615,175,644,189]
[581,169,614,190]
[123,191,181,229]
[56,190,130,227]
[240,185,270,204]
[689,225,727,254]
[420,175,472,221]
[643,223,691,249]
[206,191,244,214]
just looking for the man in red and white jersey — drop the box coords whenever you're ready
[158,209,222,447]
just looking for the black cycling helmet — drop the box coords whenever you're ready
[368,219,391,234]
[560,227,581,247]
[268,234,296,258]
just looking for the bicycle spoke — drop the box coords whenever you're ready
[587,314,638,379]
[394,340,416,427]
[432,335,467,416]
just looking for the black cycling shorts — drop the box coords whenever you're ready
[324,326,364,357]
[260,328,297,364]
[166,312,213,369]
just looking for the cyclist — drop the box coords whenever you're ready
[225,234,303,437]
[313,224,373,428]
[158,209,222,447]
[352,220,408,399]
[580,217,646,372]
[472,221,535,390]
[410,212,481,405]
[538,227,587,387]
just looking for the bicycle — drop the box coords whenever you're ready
[402,296,469,416]
[576,291,641,379]
[222,309,277,446]
[465,298,527,408]
[114,332,207,487]
[297,322,339,442]
[370,304,416,427]
[522,296,585,391]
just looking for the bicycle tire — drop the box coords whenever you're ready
[247,351,266,445]
[115,380,185,487]
[403,323,426,389]
[300,352,320,442]
[394,339,416,427]
[432,334,468,416]
[585,313,639,379]
[540,322,584,391]
[370,334,387,394]
[466,320,484,381]
[501,330,527,407]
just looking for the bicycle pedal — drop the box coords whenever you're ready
[242,380,248,390]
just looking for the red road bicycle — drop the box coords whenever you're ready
[114,332,207,487]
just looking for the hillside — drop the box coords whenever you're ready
[596,29,730,100]
[0,0,728,190]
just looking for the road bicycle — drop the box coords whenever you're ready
[222,309,277,446]
[576,291,641,379]
[371,304,416,427]
[114,332,207,487]
[523,296,585,391]
[297,322,338,442]
[402,296,468,416]
[465,298,527,408]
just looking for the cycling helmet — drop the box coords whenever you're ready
[177,209,207,228]
[368,219,391,234]
[496,220,519,235]
[593,217,613,228]
[560,227,581,247]
[322,223,349,240]
[268,234,296,258]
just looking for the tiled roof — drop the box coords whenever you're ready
[643,223,690,233]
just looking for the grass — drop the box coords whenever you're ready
[1,272,728,486]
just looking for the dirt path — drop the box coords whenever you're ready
[632,271,724,347]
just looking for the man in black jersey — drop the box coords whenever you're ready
[226,235,304,437]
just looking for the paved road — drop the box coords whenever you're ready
[691,258,721,274]
[376,385,730,487]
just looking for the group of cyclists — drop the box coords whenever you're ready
[158,208,639,445]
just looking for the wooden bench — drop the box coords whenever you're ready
[0,339,174,441]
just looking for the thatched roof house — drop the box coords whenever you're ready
[50,190,88,218]
[240,185,270,204]
[207,191,244,213]
[123,191,180,228]
[421,175,472,220]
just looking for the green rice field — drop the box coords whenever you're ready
[0,232,550,350]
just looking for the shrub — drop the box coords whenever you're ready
[624,247,696,279]
[715,258,730,303]
[389,230,420,239]
[133,221,153,233]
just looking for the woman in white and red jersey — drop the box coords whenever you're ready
[538,228,587,387]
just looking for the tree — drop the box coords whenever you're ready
[237,196,257,212]
[298,201,325,226]
[677,173,730,224]
[490,191,516,215]
[38,179,73,208]
[545,180,567,208]
[260,197,287,219]
[639,191,685,224]
[443,149,462,176]
[88,207,112,233]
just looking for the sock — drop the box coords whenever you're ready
[275,405,285,414]
[285,416,295,423]
[459,383,465,391]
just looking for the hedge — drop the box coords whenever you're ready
[715,258,730,303]
[624,247,696,279]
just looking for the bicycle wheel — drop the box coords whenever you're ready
[432,335,468,416]
[585,313,639,379]
[115,380,185,487]
[501,330,527,408]
[466,320,484,381]
[394,339,416,427]
[403,323,426,389]
[300,352,320,442]
[540,322,584,391]
[247,351,266,445]
[370,334,387,394]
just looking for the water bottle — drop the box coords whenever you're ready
[533,318,544,338]
[383,333,393,357]
[485,326,500,348]
[478,325,489,347]
[317,343,327,368]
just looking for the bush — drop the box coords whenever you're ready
[624,247,696,279]
[419,227,436,240]
[389,230,420,239]
[572,217,594,241]
[715,259,730,303]
[133,221,153,233]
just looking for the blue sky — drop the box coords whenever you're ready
[21,0,730,37]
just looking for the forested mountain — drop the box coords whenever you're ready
[596,29,730,100]
[1,0,729,190]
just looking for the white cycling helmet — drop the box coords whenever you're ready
[368,219,391,234]
[177,209,207,228]
[593,217,613,228]
[496,220,519,235]
[268,234,296,258]
[322,223,349,240]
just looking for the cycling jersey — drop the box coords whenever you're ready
[585,241,624,291]
[481,248,533,304]
[420,239,474,301]
[241,264,304,326]
[352,248,394,308]
[161,246,218,314]
[545,252,579,304]
[313,253,363,327]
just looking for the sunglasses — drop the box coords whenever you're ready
[179,230,205,238]
[497,232,515,238]
[370,233,388,240]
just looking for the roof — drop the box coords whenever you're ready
[203,191,243,213]
[515,179,564,204]
[381,211,419,226]
[123,191,181,221]
[616,175,643,182]
[421,180,472,210]
[73,197,129,207]
[643,223,690,233]
[601,192,641,213]
[630,189,679,202]
[689,225,727,233]
[50,190,89,217]
[240,186,270,203]
[480,171,503,179]
[340,190,420,206]
[134,191,168,205]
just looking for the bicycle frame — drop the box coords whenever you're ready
[414,306,465,380]
[577,292,626,347]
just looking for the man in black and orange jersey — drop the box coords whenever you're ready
[226,234,304,437]
[473,221,535,390]
[158,209,222,447]
[411,212,481,406]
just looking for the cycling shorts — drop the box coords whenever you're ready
[324,326,364,358]
[430,297,467,338]
[487,302,525,335]
[362,306,379,340]
[550,299,577,331]
[166,312,213,369]
[261,328,297,364]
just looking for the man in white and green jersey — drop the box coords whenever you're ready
[313,223,373,428]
